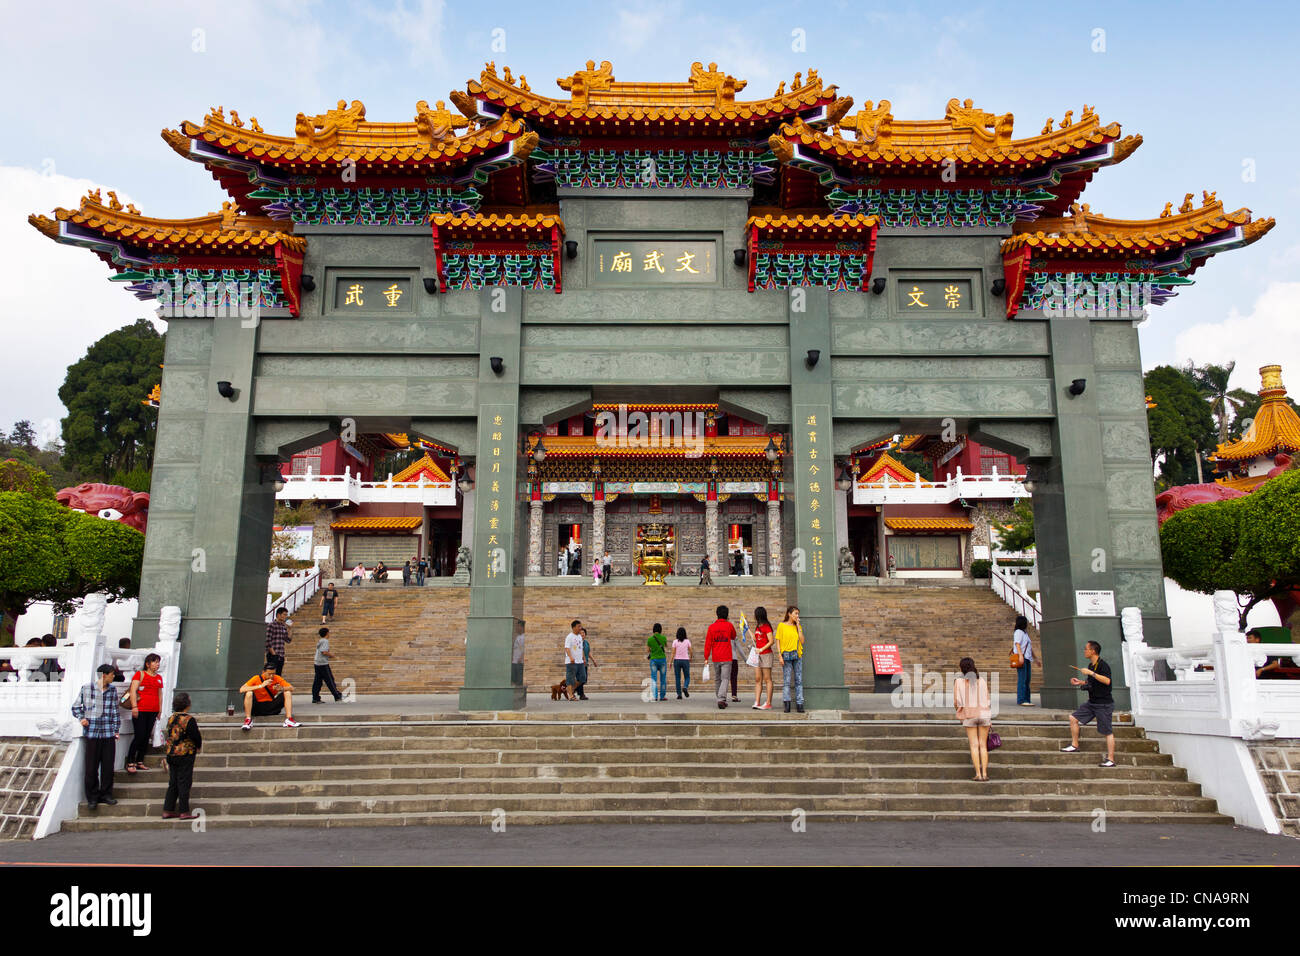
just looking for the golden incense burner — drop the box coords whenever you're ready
[634,523,675,586]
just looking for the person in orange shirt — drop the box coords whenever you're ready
[238,663,301,731]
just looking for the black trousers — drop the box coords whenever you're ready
[83,736,115,802]
[164,754,195,813]
[127,710,159,764]
[266,653,285,675]
[312,664,342,701]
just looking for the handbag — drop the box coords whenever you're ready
[746,646,760,668]
[987,731,1002,751]
[701,662,711,681]
[1010,650,1024,669]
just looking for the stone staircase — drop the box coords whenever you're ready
[62,712,1226,830]
[283,583,1030,695]
[0,739,65,840]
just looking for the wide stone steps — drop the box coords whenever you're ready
[57,712,1227,832]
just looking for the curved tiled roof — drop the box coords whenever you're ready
[771,98,1135,168]
[330,516,423,531]
[390,454,452,484]
[430,209,564,236]
[527,434,783,458]
[169,107,531,166]
[746,211,877,235]
[30,193,303,253]
[858,453,924,485]
[1002,197,1273,254]
[885,517,974,531]
[454,60,850,128]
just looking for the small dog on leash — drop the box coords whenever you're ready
[550,680,576,701]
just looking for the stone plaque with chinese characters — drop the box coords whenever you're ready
[590,238,719,287]
[897,279,975,314]
[331,276,415,313]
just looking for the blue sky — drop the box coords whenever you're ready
[3,0,1297,437]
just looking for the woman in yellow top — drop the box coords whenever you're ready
[775,605,804,713]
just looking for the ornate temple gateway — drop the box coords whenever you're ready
[31,61,1272,710]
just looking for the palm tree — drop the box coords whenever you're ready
[1184,361,1251,445]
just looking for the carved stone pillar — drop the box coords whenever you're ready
[705,498,719,574]
[527,496,543,576]
[591,494,606,567]
[767,497,783,575]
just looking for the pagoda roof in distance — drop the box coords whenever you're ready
[390,453,451,484]
[772,99,1138,168]
[1003,193,1275,255]
[452,60,852,131]
[528,433,783,459]
[29,192,303,256]
[1212,365,1300,463]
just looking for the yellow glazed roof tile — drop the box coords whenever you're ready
[885,517,974,531]
[330,516,423,531]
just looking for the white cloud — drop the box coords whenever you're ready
[1173,280,1300,392]
[364,0,447,68]
[0,166,155,432]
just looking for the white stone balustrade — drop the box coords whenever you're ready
[276,465,455,506]
[853,466,1030,505]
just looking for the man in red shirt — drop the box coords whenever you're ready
[704,605,736,710]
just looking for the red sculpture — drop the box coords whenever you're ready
[56,482,149,533]
[1155,483,1247,525]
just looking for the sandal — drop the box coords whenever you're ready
[125,764,137,774]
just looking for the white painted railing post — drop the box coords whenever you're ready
[156,606,182,703]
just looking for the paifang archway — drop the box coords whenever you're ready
[30,62,1272,710]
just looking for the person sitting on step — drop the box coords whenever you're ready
[239,663,301,730]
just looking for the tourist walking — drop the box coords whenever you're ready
[161,692,202,820]
[602,551,612,583]
[125,653,163,773]
[672,627,692,699]
[591,556,602,586]
[1012,615,1036,705]
[704,605,736,709]
[264,606,292,675]
[564,620,584,697]
[319,582,338,624]
[558,549,568,576]
[578,627,596,698]
[1062,640,1116,767]
[349,562,365,586]
[751,606,775,710]
[312,627,343,703]
[647,623,669,701]
[71,664,120,811]
[239,663,300,730]
[955,657,992,781]
[729,620,743,701]
[416,555,427,586]
[402,560,412,586]
[776,605,805,713]
[698,555,712,586]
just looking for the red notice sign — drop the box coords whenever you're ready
[870,644,902,676]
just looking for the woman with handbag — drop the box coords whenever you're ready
[750,606,775,710]
[1012,615,1035,706]
[125,653,163,773]
[954,657,992,781]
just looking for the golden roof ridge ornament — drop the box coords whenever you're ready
[414,99,471,144]
[556,59,615,108]
[294,99,367,146]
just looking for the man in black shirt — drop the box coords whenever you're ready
[1060,640,1116,767]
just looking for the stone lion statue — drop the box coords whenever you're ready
[456,545,472,574]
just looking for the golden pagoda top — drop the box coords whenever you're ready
[1213,365,1300,463]
[390,453,451,484]
[452,60,851,130]
[28,192,304,253]
[771,99,1137,167]
[1002,193,1274,254]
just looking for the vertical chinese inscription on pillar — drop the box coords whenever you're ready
[476,406,517,586]
[799,409,830,582]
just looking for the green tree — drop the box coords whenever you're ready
[1183,361,1253,445]
[1145,365,1216,488]
[0,491,144,623]
[0,460,56,499]
[996,497,1035,552]
[7,420,37,451]
[1161,469,1300,629]
[58,319,163,481]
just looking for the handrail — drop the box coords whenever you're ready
[266,566,321,623]
[989,562,1041,628]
